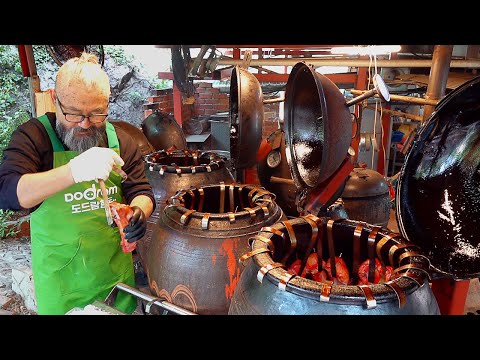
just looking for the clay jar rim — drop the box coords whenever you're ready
[145,149,227,174]
[247,216,431,307]
[165,184,279,226]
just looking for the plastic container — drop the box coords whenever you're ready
[391,130,404,143]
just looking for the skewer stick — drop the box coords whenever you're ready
[98,179,113,226]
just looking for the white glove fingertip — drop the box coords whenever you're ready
[102,166,111,180]
[112,152,125,167]
[100,170,109,181]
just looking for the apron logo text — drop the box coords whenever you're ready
[64,183,118,203]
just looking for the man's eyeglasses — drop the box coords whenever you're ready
[56,96,108,124]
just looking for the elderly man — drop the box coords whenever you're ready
[0,52,154,314]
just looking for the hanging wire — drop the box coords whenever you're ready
[380,101,386,175]
[373,52,379,170]
[375,52,387,175]
[367,52,373,91]
[368,50,377,169]
[369,49,387,172]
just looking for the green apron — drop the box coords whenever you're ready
[30,116,137,315]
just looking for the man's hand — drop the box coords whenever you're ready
[69,147,124,183]
[124,206,146,243]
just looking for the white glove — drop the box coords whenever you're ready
[69,147,125,183]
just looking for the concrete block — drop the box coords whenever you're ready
[11,266,37,313]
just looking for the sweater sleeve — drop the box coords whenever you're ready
[115,126,156,211]
[0,118,52,211]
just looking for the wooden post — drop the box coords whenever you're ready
[173,81,183,126]
[34,90,56,117]
[23,45,41,117]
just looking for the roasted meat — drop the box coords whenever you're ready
[110,201,136,253]
[324,256,350,285]
[357,258,393,285]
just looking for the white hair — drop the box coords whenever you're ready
[55,52,110,99]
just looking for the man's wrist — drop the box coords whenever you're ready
[63,163,77,185]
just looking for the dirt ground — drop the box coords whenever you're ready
[3,293,36,315]
[0,236,36,315]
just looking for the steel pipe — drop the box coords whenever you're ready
[423,45,453,120]
[270,176,295,185]
[263,97,284,104]
[113,283,196,315]
[366,106,423,122]
[350,89,439,106]
[218,58,480,68]
[346,74,390,106]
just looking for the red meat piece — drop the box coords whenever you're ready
[312,270,328,283]
[385,266,393,282]
[287,259,307,277]
[324,257,350,285]
[110,202,136,253]
[304,252,320,275]
[358,258,391,285]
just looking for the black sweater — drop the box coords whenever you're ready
[0,112,155,212]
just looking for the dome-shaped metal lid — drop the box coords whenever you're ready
[229,66,264,170]
[284,62,352,191]
[342,167,390,199]
[141,110,187,151]
[397,76,480,279]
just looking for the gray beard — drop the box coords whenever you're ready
[56,121,106,153]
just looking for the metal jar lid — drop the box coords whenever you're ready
[342,168,390,199]
[109,120,155,156]
[229,66,264,170]
[142,110,187,151]
[284,62,353,208]
[396,76,480,279]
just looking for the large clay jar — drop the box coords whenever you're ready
[229,215,439,315]
[138,150,234,268]
[146,184,285,314]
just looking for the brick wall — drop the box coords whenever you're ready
[3,210,30,240]
[143,88,174,118]
[143,83,280,134]
[142,83,281,186]
[144,84,226,121]
[262,102,281,139]
[193,82,230,117]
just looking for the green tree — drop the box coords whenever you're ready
[0,209,19,239]
[0,45,30,161]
